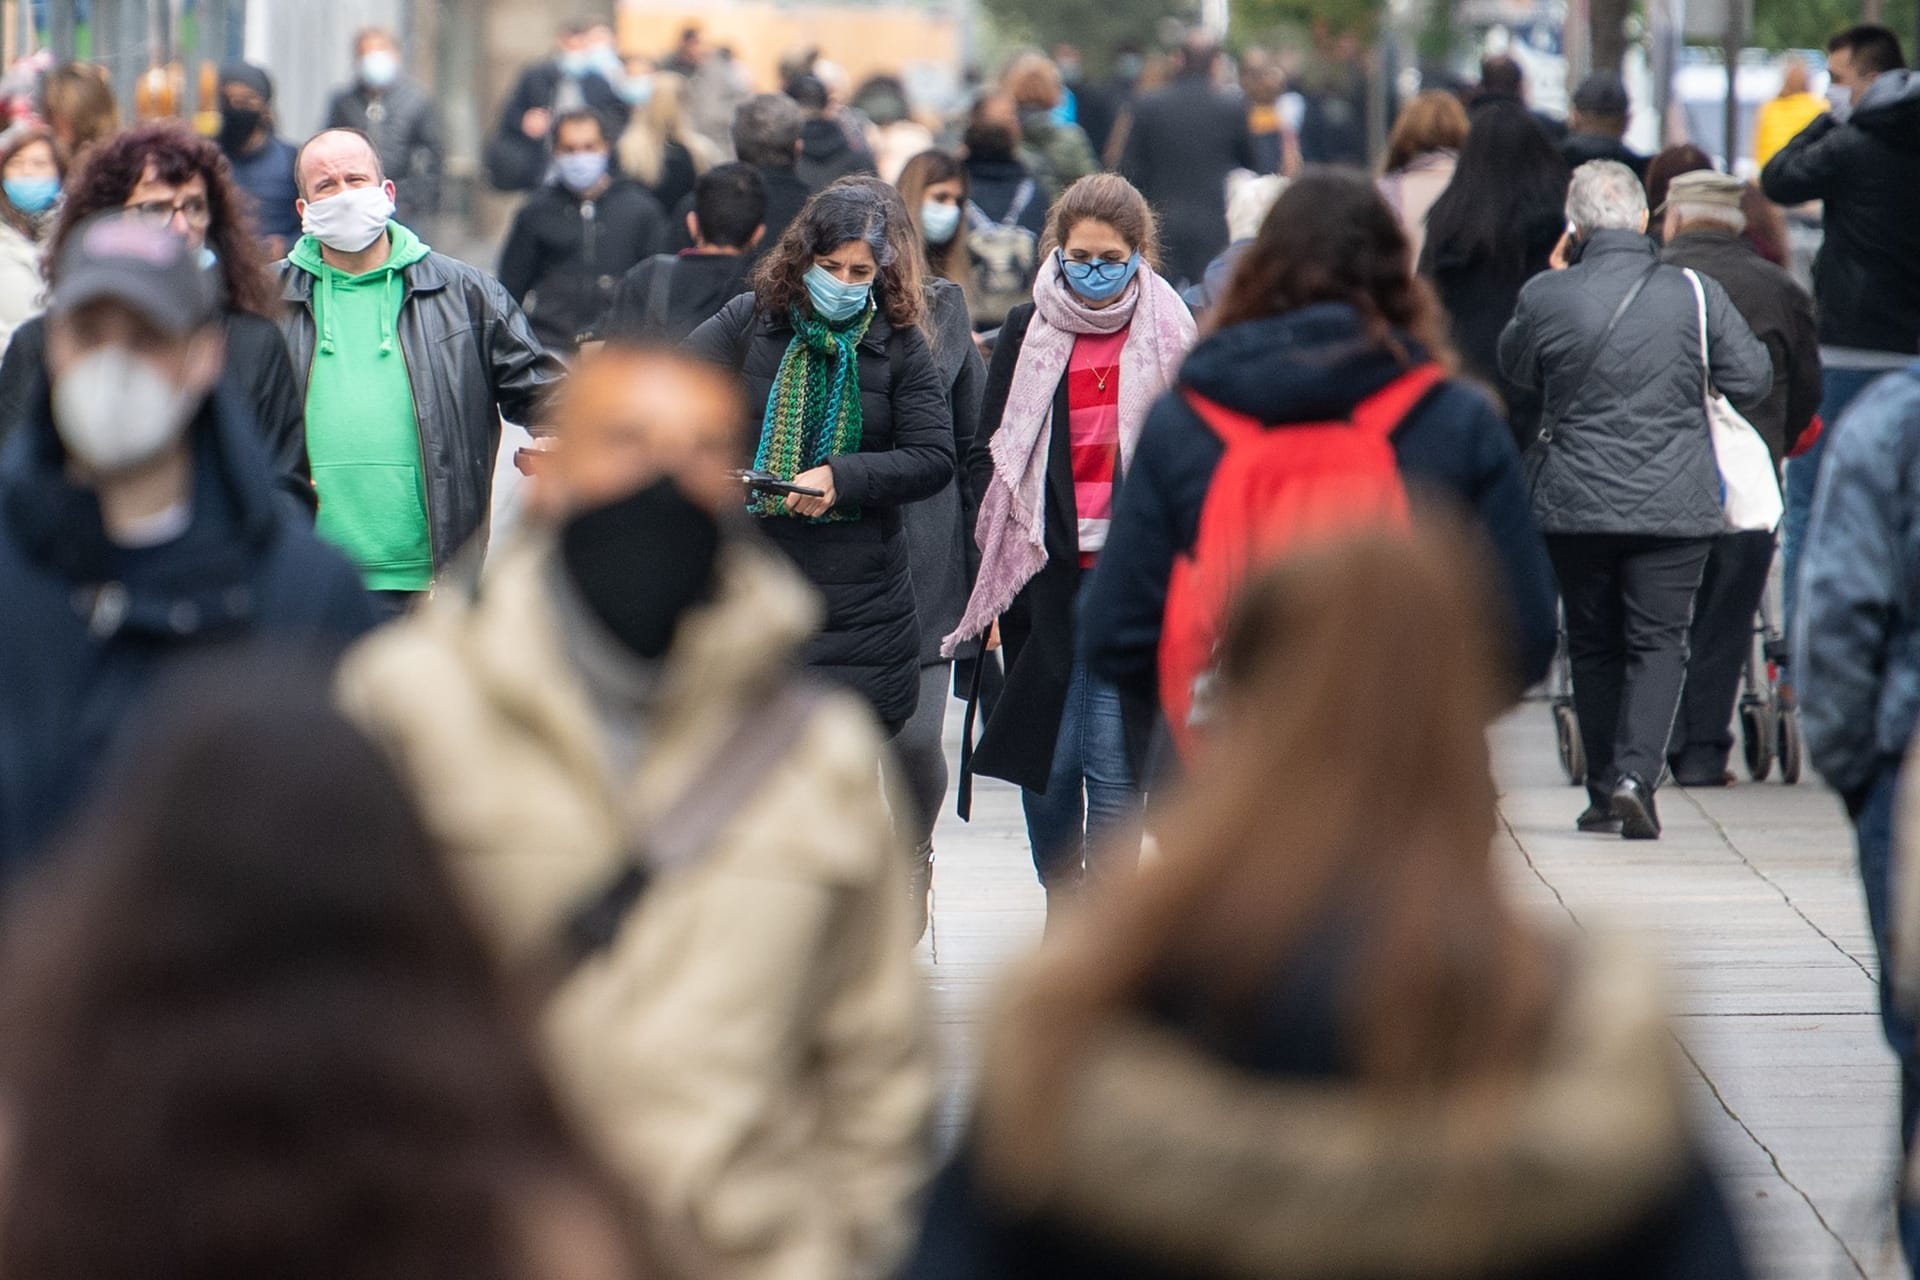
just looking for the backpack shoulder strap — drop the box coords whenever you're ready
[1006,179,1037,226]
[1182,387,1267,447]
[1350,363,1449,440]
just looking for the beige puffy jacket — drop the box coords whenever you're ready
[338,534,936,1280]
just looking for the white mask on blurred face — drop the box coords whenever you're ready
[54,348,199,473]
[300,183,395,253]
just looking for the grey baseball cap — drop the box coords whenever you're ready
[49,211,219,336]
[1660,168,1746,214]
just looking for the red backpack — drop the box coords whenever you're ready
[1158,364,1447,756]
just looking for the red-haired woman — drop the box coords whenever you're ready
[0,121,311,508]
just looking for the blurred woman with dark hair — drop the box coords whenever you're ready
[910,530,1750,1280]
[1420,99,1571,450]
[1081,169,1556,715]
[686,183,954,733]
[0,121,311,507]
[1643,143,1712,237]
[0,673,672,1280]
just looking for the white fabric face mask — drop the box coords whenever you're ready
[300,184,395,253]
[54,347,198,473]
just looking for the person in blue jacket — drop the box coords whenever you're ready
[0,213,375,883]
[1080,169,1557,728]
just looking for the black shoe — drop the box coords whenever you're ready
[1576,803,1623,834]
[1612,775,1661,840]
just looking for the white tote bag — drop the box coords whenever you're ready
[1684,269,1784,532]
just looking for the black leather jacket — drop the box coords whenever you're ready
[274,249,564,568]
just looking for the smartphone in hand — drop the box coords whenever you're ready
[733,469,826,499]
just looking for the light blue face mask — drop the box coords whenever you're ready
[921,200,961,246]
[3,176,59,215]
[558,50,592,79]
[804,263,873,324]
[199,246,218,271]
[555,150,609,194]
[1059,250,1141,303]
[619,73,655,107]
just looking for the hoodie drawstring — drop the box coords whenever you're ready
[315,263,400,358]
[319,269,338,356]
[379,269,397,356]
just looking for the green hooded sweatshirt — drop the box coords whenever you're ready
[290,221,435,592]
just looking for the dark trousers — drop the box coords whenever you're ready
[1547,534,1712,802]
[1669,531,1775,781]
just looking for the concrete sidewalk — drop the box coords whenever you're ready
[923,704,1906,1278]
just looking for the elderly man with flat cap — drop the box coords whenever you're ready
[0,212,375,882]
[1660,167,1821,786]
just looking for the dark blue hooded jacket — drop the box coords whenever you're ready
[0,375,375,882]
[1080,303,1558,704]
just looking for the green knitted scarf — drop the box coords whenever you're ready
[748,303,874,521]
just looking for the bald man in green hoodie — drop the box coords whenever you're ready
[276,128,564,616]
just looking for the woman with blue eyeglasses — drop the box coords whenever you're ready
[944,173,1196,922]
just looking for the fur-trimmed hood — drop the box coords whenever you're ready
[969,928,1694,1279]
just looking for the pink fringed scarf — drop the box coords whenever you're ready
[942,254,1196,657]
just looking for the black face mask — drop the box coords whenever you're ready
[218,105,264,153]
[559,477,722,661]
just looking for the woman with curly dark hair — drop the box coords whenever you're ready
[686,182,954,732]
[0,671,675,1280]
[1080,168,1558,727]
[0,121,311,508]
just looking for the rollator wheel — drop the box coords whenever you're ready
[1740,703,1775,782]
[1778,708,1804,785]
[1553,702,1586,786]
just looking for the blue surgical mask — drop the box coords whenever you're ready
[559,50,592,79]
[804,263,873,324]
[1058,250,1141,303]
[555,151,609,194]
[921,200,961,246]
[4,176,58,215]
[619,73,655,107]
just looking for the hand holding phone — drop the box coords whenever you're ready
[733,469,826,499]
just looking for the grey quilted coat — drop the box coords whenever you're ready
[1499,229,1771,538]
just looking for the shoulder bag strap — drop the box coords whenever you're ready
[542,682,827,987]
[1682,268,1713,395]
[1540,261,1661,445]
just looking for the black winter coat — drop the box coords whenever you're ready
[1498,230,1772,538]
[1078,303,1558,713]
[274,250,566,570]
[0,308,314,512]
[1421,204,1564,451]
[1761,69,1920,353]
[498,179,669,354]
[0,384,374,882]
[1661,228,1821,464]
[906,281,987,665]
[1561,131,1648,177]
[595,251,754,345]
[1120,78,1258,287]
[685,294,955,725]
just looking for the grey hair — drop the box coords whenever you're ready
[793,184,898,269]
[732,94,804,168]
[1669,201,1748,235]
[1565,160,1647,233]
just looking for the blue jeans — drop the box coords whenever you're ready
[1021,662,1142,885]
[1782,367,1881,674]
